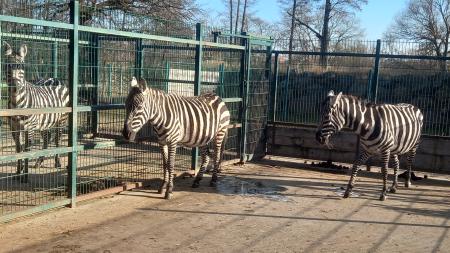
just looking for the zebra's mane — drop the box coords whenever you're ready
[343,94,375,107]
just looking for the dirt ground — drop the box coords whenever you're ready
[1,156,450,253]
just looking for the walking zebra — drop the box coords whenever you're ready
[316,91,423,201]
[3,42,69,182]
[122,77,230,199]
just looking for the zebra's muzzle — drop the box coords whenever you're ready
[122,125,136,141]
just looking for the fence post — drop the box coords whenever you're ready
[240,33,251,163]
[91,33,100,137]
[283,65,291,121]
[371,39,381,103]
[68,0,79,208]
[191,23,203,170]
[135,39,143,78]
[270,52,279,148]
[52,41,58,78]
[107,64,112,101]
[165,61,170,93]
[218,63,224,96]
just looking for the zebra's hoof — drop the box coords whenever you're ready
[379,194,387,201]
[192,181,200,188]
[343,191,351,198]
[164,192,173,200]
[389,187,397,193]
[405,182,411,188]
[209,180,217,187]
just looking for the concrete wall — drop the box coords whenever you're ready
[267,124,450,173]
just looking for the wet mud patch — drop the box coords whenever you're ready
[217,176,290,201]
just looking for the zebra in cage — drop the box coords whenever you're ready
[3,42,69,182]
[316,91,423,201]
[122,77,230,199]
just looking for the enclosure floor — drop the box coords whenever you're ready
[1,156,450,253]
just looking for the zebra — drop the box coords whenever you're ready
[122,77,230,199]
[3,42,69,182]
[315,90,423,201]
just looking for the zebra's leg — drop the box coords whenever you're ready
[405,144,419,188]
[390,154,399,193]
[54,127,62,168]
[35,130,50,169]
[343,149,370,198]
[158,144,169,194]
[379,150,391,201]
[12,130,24,179]
[192,146,210,188]
[164,143,177,200]
[21,130,34,183]
[209,128,228,187]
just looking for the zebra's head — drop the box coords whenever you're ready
[122,77,150,141]
[316,90,344,147]
[3,42,27,82]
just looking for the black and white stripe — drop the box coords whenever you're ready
[122,77,230,199]
[316,90,423,200]
[3,42,69,182]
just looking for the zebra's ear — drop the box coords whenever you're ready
[138,78,148,91]
[3,42,12,56]
[332,92,343,107]
[131,77,138,87]
[18,44,27,58]
[327,90,335,97]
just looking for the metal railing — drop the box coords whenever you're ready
[0,1,273,221]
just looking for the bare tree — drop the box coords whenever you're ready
[280,0,367,66]
[385,0,449,70]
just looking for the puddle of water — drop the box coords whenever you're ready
[217,176,290,202]
[333,187,360,197]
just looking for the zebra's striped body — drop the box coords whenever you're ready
[122,77,230,199]
[3,43,69,182]
[316,91,423,200]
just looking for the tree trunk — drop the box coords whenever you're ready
[240,0,248,33]
[288,0,297,65]
[320,0,331,68]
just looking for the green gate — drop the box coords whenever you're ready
[0,1,273,222]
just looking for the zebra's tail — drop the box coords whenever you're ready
[218,128,229,173]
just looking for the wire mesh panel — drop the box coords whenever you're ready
[0,22,71,217]
[273,53,372,125]
[377,58,450,136]
[245,44,271,160]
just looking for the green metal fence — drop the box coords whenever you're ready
[271,40,450,137]
[0,1,273,221]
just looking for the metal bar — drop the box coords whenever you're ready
[219,63,225,96]
[77,104,125,112]
[240,33,251,163]
[271,52,279,148]
[135,39,143,78]
[0,15,73,29]
[78,24,245,50]
[371,39,381,103]
[68,0,79,208]
[0,199,71,223]
[142,44,242,53]
[52,41,58,78]
[0,32,90,44]
[0,107,72,116]
[165,61,170,93]
[191,23,203,170]
[222,97,242,103]
[107,64,112,98]
[91,33,100,137]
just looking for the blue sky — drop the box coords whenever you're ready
[196,0,409,40]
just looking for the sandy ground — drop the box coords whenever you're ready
[1,156,450,253]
